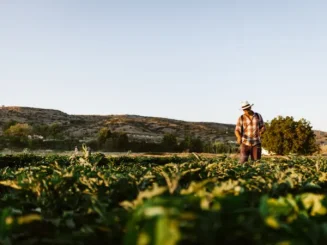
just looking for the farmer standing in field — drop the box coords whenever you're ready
[234,101,266,163]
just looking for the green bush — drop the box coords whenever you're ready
[262,116,319,155]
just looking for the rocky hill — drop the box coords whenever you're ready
[315,130,327,145]
[1,106,326,145]
[0,106,236,143]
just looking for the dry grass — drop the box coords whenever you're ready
[320,145,327,155]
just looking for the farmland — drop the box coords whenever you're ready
[0,152,327,245]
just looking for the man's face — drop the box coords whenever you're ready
[243,107,252,115]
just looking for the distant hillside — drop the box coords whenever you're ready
[314,130,327,145]
[0,106,236,143]
[0,106,325,145]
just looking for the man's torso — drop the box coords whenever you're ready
[239,113,262,146]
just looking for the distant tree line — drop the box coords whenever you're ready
[94,128,238,153]
[0,122,237,154]
[0,116,320,155]
[0,121,77,151]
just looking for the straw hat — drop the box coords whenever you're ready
[241,101,253,110]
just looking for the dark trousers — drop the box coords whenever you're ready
[240,143,262,163]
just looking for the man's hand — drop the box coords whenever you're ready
[235,130,242,145]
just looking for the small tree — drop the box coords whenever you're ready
[190,137,203,152]
[161,133,178,152]
[32,124,50,138]
[4,123,32,148]
[212,142,230,154]
[48,123,64,139]
[4,123,32,137]
[112,132,129,151]
[97,127,112,147]
[179,135,204,153]
[262,116,319,155]
[179,135,192,152]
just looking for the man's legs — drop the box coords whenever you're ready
[251,144,262,161]
[240,144,251,163]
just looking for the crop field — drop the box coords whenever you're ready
[0,152,327,245]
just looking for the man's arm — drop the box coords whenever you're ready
[235,117,242,144]
[235,131,242,144]
[258,114,266,135]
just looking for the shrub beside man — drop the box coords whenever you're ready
[234,101,266,163]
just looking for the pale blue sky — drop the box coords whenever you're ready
[1,0,326,131]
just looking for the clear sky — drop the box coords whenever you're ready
[1,0,326,131]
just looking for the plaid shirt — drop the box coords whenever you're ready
[235,112,265,146]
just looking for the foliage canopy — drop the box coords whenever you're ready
[262,116,319,155]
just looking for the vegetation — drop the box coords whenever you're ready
[262,116,319,155]
[0,152,326,244]
[0,116,322,156]
[0,122,237,153]
[0,106,236,141]
[0,121,71,150]
[95,129,236,153]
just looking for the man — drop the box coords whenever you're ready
[234,101,266,163]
